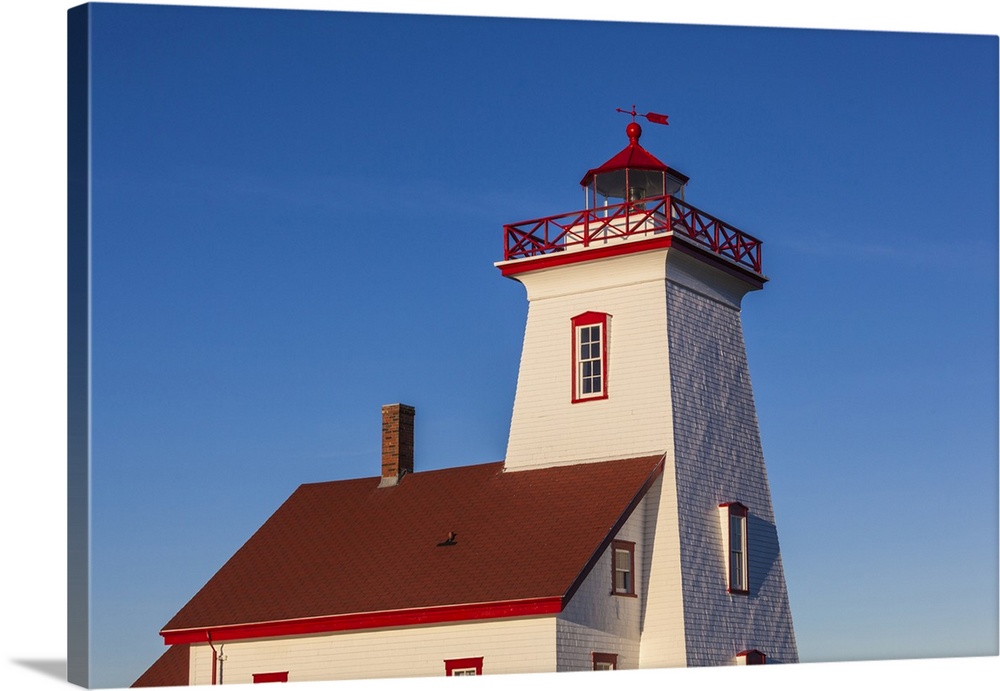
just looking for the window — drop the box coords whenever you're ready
[736,649,766,665]
[252,671,289,683]
[572,312,610,403]
[719,502,748,594]
[592,652,618,670]
[445,657,483,676]
[611,540,635,596]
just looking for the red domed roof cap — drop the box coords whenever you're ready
[580,118,689,198]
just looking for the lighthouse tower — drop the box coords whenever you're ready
[496,112,798,666]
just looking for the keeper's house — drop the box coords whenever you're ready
[133,116,797,686]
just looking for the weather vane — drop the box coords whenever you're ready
[616,104,669,126]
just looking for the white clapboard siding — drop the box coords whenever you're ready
[503,249,675,470]
[189,616,557,684]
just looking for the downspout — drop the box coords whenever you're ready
[206,632,225,685]
[207,632,217,685]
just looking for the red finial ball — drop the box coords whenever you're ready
[626,121,642,142]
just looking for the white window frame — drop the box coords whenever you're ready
[611,539,636,596]
[572,312,610,403]
[592,652,618,670]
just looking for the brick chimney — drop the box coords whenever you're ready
[379,403,414,487]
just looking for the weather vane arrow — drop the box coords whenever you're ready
[616,104,669,126]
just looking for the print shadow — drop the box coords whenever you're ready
[11,658,67,681]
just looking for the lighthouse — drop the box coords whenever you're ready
[496,109,798,666]
[134,111,797,686]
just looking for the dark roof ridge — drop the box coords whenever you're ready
[298,459,506,489]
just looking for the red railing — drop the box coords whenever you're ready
[503,195,762,274]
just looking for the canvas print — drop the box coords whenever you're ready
[66,3,998,689]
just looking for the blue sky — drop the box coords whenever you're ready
[1,2,997,691]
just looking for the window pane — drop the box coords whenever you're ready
[614,547,632,593]
[615,550,629,569]
[574,318,607,401]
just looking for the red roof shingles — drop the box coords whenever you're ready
[579,138,689,188]
[161,455,664,638]
[132,644,190,687]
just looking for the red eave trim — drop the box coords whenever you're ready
[498,232,766,290]
[499,235,673,277]
[160,596,564,645]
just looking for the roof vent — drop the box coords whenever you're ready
[437,531,458,547]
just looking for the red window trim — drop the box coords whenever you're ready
[445,657,484,676]
[253,671,289,683]
[592,652,618,670]
[611,539,636,597]
[737,649,766,665]
[720,501,749,595]
[720,501,748,516]
[571,311,610,403]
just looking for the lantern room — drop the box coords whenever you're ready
[499,110,764,278]
[580,120,689,209]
